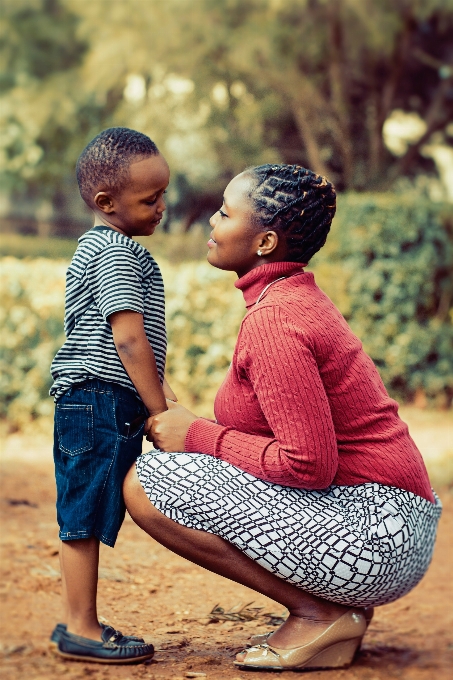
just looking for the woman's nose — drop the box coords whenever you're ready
[209,213,217,227]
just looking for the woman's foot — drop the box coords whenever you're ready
[235,608,367,670]
[247,605,374,648]
[236,603,352,663]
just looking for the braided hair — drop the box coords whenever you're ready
[76,127,159,206]
[244,164,336,263]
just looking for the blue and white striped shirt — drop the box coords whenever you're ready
[50,227,166,400]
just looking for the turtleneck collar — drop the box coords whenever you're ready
[235,261,307,308]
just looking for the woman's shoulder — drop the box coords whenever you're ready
[239,298,313,351]
[244,273,343,328]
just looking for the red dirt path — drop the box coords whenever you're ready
[0,454,452,680]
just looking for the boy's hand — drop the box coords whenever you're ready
[143,415,155,441]
[142,378,176,441]
[163,376,177,402]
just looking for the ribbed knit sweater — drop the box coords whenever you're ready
[185,262,434,503]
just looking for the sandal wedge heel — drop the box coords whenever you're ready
[234,608,367,671]
[301,636,363,669]
[247,606,373,648]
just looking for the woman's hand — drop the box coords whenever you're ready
[147,400,198,451]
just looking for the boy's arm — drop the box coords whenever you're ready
[109,310,167,417]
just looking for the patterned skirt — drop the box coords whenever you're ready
[136,451,442,607]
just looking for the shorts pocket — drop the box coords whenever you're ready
[56,404,94,456]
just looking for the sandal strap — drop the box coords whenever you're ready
[243,643,280,660]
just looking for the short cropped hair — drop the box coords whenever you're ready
[76,127,159,206]
[244,164,336,263]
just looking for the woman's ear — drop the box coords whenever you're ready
[257,230,280,256]
[94,191,115,214]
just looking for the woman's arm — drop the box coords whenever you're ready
[186,307,338,488]
[152,306,338,489]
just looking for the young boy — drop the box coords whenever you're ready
[49,127,175,663]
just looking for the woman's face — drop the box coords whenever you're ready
[208,173,276,277]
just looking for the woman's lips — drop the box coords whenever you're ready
[207,238,216,248]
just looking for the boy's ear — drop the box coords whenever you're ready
[94,191,115,214]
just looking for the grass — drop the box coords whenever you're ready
[0,233,79,260]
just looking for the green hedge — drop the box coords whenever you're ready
[312,193,453,406]
[1,193,452,433]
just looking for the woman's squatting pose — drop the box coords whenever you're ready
[124,164,441,671]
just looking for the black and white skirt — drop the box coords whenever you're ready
[136,451,442,607]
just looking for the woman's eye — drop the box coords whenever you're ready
[219,209,227,218]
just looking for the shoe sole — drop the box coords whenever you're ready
[50,637,144,651]
[233,661,352,671]
[53,648,154,664]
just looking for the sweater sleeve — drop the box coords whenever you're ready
[185,305,338,489]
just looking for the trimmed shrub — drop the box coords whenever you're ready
[1,192,452,432]
[312,194,453,406]
[0,257,243,430]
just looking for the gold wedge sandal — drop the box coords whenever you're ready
[234,608,367,671]
[248,606,374,647]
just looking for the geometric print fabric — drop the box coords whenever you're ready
[136,451,442,608]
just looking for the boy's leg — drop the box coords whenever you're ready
[60,537,102,640]
[53,380,146,644]
[59,544,68,623]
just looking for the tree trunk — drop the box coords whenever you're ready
[290,103,329,178]
[327,3,354,188]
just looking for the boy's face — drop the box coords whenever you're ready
[94,154,170,237]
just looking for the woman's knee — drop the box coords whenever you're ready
[123,464,158,526]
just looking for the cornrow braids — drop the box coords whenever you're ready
[245,164,336,263]
[76,127,159,206]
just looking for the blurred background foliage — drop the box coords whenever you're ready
[0,0,452,430]
[313,194,453,406]
[1,193,452,431]
[1,0,453,230]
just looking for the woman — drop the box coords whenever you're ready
[123,164,441,671]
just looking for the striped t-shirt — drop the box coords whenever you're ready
[50,226,166,400]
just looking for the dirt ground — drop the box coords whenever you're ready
[0,417,452,680]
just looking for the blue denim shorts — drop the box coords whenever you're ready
[53,379,146,547]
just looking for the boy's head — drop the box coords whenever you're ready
[77,127,170,237]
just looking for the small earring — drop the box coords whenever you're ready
[257,249,262,256]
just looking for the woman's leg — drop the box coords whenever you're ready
[124,467,350,652]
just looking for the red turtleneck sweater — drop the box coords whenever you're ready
[185,262,434,502]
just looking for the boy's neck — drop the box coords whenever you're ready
[93,216,131,238]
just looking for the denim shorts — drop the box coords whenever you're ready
[53,379,147,547]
